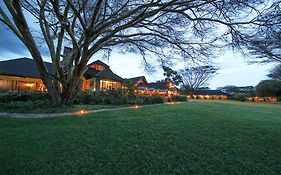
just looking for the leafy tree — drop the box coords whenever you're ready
[245,1,281,63]
[256,80,281,97]
[0,0,265,104]
[179,65,218,92]
[217,85,255,96]
[267,64,281,81]
[162,66,182,86]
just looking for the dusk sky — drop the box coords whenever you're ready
[0,6,274,89]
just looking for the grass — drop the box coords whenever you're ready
[0,100,281,174]
[0,101,129,114]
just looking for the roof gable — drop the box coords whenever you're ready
[88,60,110,70]
[125,76,148,85]
[95,69,124,82]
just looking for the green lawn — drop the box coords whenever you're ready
[0,101,281,174]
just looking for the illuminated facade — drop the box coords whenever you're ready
[125,76,179,96]
[0,58,176,96]
[188,90,228,100]
[82,60,123,91]
[0,58,123,92]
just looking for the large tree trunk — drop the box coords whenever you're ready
[45,82,62,105]
[61,75,81,105]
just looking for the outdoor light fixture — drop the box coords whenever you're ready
[133,105,140,109]
[76,109,87,116]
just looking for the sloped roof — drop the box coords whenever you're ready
[125,76,148,85]
[83,68,99,79]
[0,57,53,78]
[95,69,124,82]
[88,60,110,69]
[147,82,178,91]
[0,58,123,82]
[84,67,123,82]
[193,90,228,96]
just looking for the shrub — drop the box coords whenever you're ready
[170,95,187,102]
[233,93,250,102]
[0,91,49,103]
[76,90,93,104]
[0,99,52,113]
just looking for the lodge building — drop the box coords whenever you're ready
[0,57,178,96]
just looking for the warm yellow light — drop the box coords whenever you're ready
[76,109,87,116]
[133,105,140,109]
[24,83,34,87]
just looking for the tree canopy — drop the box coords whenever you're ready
[162,66,182,86]
[244,0,281,63]
[179,65,218,91]
[267,64,281,81]
[256,80,281,97]
[0,0,267,104]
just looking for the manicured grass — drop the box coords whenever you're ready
[0,102,129,114]
[0,101,281,174]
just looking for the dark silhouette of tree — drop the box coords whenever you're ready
[179,65,218,91]
[245,1,281,63]
[256,80,281,97]
[217,85,255,96]
[0,0,265,104]
[267,64,281,81]
[162,66,182,86]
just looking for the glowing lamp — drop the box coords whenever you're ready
[133,105,140,109]
[76,109,86,116]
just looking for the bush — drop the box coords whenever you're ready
[0,91,49,103]
[88,90,128,105]
[232,93,250,101]
[167,95,187,102]
[0,99,52,113]
[76,90,93,104]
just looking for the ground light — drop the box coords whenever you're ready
[133,105,140,109]
[75,109,87,116]
[165,101,180,105]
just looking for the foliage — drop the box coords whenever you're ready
[1,101,281,174]
[245,1,281,63]
[0,0,266,104]
[267,64,281,81]
[232,93,252,101]
[256,80,281,97]
[76,90,165,105]
[179,65,218,91]
[217,85,255,96]
[162,66,182,86]
[91,90,128,105]
[0,91,49,103]
[76,90,93,104]
[169,95,188,102]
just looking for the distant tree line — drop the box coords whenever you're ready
[161,65,218,94]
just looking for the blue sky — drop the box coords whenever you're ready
[0,2,274,89]
[0,25,274,89]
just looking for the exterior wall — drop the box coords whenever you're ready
[0,75,46,92]
[189,95,228,100]
[100,79,122,90]
[134,89,178,96]
[82,78,122,91]
[246,97,278,102]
